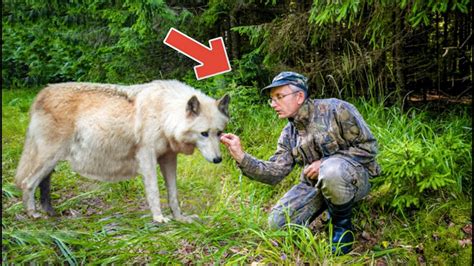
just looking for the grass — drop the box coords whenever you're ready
[2,88,472,264]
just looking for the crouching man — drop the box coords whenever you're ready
[220,71,380,255]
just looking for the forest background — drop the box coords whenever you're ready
[2,0,472,264]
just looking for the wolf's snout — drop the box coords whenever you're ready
[213,157,222,164]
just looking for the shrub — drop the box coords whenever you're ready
[367,104,472,212]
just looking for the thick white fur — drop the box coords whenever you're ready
[15,80,229,223]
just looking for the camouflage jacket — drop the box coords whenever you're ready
[238,98,381,185]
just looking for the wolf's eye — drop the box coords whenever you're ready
[201,132,209,137]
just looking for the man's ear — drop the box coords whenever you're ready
[186,95,200,117]
[217,94,230,117]
[297,91,306,104]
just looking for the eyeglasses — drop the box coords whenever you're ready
[267,91,300,105]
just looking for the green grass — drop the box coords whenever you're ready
[2,88,472,264]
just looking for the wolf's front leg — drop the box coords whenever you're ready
[138,149,170,223]
[158,152,198,223]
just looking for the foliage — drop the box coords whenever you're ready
[308,0,470,47]
[2,1,471,107]
[233,0,472,101]
[2,0,189,87]
[358,101,472,211]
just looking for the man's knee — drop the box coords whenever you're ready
[318,157,355,204]
[319,158,347,185]
[319,158,347,179]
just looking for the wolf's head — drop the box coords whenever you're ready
[183,94,230,163]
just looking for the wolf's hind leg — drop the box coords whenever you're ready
[21,158,58,219]
[39,173,57,216]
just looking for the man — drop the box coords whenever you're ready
[220,71,380,255]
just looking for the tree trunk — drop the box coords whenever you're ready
[393,7,406,101]
[435,12,440,99]
[229,9,240,60]
[442,12,448,90]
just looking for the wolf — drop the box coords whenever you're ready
[14,80,230,223]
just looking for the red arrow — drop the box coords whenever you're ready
[163,28,231,80]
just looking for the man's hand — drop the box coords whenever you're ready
[303,160,321,180]
[220,133,245,164]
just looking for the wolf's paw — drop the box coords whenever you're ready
[175,214,200,223]
[27,211,43,219]
[153,215,171,223]
[42,206,58,217]
[46,209,58,217]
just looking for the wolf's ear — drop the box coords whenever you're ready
[217,94,230,117]
[186,95,200,117]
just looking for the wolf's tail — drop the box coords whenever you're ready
[14,129,38,188]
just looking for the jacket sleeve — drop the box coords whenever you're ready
[237,125,295,185]
[333,102,379,166]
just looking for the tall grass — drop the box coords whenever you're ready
[356,100,472,211]
[2,88,471,264]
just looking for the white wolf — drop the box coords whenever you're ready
[15,80,230,223]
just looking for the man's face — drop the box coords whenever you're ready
[269,85,305,119]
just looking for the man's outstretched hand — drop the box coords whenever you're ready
[220,133,245,164]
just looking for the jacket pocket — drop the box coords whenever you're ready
[321,140,339,156]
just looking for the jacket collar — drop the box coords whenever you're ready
[288,99,314,131]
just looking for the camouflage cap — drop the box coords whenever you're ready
[261,71,308,97]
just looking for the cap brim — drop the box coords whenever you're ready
[260,80,292,95]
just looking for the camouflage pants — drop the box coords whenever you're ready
[268,157,371,229]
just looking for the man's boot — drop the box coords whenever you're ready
[326,198,355,255]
